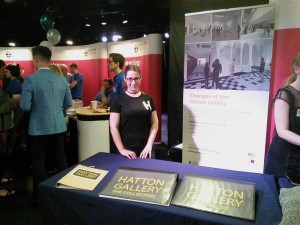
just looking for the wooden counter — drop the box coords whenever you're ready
[76,106,110,116]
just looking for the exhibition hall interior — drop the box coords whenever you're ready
[1,0,299,225]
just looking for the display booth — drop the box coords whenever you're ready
[0,33,163,143]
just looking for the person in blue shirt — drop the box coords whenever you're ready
[4,64,23,153]
[94,78,117,108]
[68,63,83,100]
[108,53,125,96]
[5,64,22,97]
[20,46,72,206]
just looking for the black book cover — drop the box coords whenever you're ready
[99,167,178,206]
[171,174,255,221]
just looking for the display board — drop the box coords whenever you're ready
[183,5,275,173]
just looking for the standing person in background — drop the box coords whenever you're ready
[212,59,222,89]
[108,53,125,96]
[69,63,83,100]
[259,57,265,82]
[94,78,117,108]
[4,64,22,97]
[203,62,210,89]
[237,24,241,38]
[228,58,236,80]
[110,64,158,159]
[20,46,72,206]
[0,59,17,197]
[59,64,72,83]
[4,64,22,153]
[264,52,300,177]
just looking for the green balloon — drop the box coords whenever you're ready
[40,14,55,31]
[47,28,61,46]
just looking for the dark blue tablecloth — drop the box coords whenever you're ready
[278,177,295,189]
[40,152,282,225]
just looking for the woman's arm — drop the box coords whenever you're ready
[140,111,159,159]
[109,112,137,159]
[274,98,300,146]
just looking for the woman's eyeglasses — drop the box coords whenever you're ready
[126,77,141,82]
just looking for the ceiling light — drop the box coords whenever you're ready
[101,15,107,26]
[101,36,108,42]
[66,40,73,45]
[122,13,127,24]
[8,42,15,47]
[85,17,91,27]
[112,34,122,42]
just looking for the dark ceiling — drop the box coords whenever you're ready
[0,0,170,47]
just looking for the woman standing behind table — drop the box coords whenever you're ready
[110,65,159,159]
[264,52,300,177]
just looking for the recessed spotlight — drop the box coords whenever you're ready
[122,13,127,24]
[101,15,107,26]
[102,36,108,42]
[112,35,122,42]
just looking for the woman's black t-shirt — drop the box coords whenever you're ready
[110,92,156,153]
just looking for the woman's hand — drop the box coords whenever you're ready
[140,145,152,159]
[120,149,137,159]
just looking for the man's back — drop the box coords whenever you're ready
[20,69,72,135]
[70,72,83,99]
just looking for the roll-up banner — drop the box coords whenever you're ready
[183,5,275,173]
[0,34,163,142]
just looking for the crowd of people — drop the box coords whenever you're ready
[0,47,158,207]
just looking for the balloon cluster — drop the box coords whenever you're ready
[39,14,61,46]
